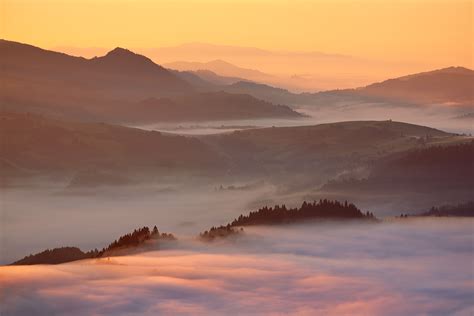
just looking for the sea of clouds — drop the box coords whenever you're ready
[1,218,473,315]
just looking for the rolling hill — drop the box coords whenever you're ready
[201,120,459,184]
[2,112,468,190]
[0,111,228,185]
[127,91,301,123]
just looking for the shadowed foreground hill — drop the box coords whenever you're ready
[0,112,226,184]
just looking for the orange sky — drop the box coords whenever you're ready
[1,0,471,63]
[1,0,472,89]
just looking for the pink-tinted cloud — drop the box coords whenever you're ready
[1,220,473,315]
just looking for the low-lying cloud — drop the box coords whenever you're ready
[1,219,473,315]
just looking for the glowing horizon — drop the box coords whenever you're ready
[1,0,472,68]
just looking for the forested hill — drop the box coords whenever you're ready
[399,201,474,218]
[11,226,175,265]
[230,199,376,226]
[200,199,376,240]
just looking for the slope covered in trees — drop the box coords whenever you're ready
[11,226,175,265]
[199,200,375,241]
[199,225,244,241]
[400,201,474,218]
[324,142,474,193]
[230,199,376,227]
[421,202,474,217]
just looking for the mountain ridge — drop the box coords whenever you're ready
[1,39,302,123]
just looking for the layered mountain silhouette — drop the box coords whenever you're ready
[0,40,301,123]
[164,59,274,83]
[3,39,472,122]
[181,66,474,108]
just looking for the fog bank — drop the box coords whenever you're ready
[1,219,473,315]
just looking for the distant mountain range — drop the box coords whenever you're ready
[137,42,423,90]
[2,39,473,125]
[0,39,302,123]
[167,62,473,108]
[164,59,273,83]
[208,67,474,107]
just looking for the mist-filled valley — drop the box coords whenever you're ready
[2,219,473,315]
[1,25,473,316]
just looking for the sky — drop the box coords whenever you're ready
[1,0,472,89]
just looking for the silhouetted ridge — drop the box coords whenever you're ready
[11,226,175,265]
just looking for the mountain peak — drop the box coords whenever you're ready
[436,66,473,75]
[105,47,140,58]
[95,47,159,69]
[209,59,232,65]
